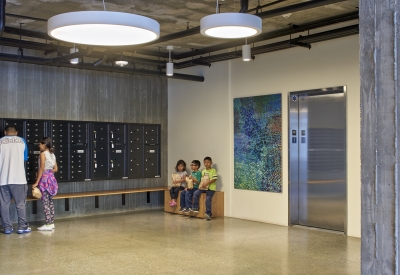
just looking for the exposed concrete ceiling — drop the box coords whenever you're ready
[0,0,359,80]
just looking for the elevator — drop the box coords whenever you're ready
[289,86,346,232]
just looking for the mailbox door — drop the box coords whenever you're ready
[128,153,143,178]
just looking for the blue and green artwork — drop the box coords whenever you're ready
[234,94,282,192]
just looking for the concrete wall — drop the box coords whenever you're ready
[168,35,361,237]
[0,46,168,222]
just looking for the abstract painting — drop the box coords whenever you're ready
[234,94,282,192]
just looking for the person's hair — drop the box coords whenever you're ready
[204,156,212,162]
[175,159,186,172]
[191,160,201,168]
[5,125,17,133]
[40,137,55,154]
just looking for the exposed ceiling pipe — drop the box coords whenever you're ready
[4,26,50,40]
[0,53,204,82]
[289,41,311,49]
[247,0,287,13]
[0,0,5,38]
[50,51,85,64]
[104,0,347,54]
[254,0,345,19]
[239,0,249,13]
[0,37,165,66]
[5,13,47,22]
[174,11,358,60]
[171,25,359,70]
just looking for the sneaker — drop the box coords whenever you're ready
[37,225,52,231]
[191,207,199,213]
[178,207,185,212]
[4,228,13,234]
[49,224,55,229]
[204,213,211,220]
[183,208,190,213]
[17,227,31,234]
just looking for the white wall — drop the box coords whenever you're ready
[168,35,361,237]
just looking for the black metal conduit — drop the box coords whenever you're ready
[0,10,358,66]
[0,0,5,38]
[247,0,288,13]
[172,25,359,70]
[0,53,204,82]
[239,0,249,13]
[0,37,166,66]
[174,11,359,60]
[255,0,346,19]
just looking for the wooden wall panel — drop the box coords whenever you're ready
[0,47,168,222]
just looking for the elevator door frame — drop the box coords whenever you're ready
[288,86,347,235]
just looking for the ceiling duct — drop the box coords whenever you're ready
[0,0,5,38]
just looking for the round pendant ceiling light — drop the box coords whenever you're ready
[48,11,160,46]
[115,60,128,67]
[200,13,262,39]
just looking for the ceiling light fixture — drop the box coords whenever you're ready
[115,54,128,67]
[242,39,251,61]
[166,46,174,76]
[48,11,160,46]
[70,47,79,64]
[200,0,262,39]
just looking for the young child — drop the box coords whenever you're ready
[169,160,187,206]
[190,157,218,220]
[179,160,201,212]
[32,137,58,231]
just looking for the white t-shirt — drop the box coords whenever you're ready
[0,136,28,185]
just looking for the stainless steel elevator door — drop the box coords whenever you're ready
[289,87,346,232]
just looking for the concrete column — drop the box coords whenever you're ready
[360,0,400,274]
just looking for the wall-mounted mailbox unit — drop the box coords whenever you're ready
[0,119,161,183]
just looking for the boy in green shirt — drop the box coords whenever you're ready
[190,157,218,220]
[179,160,202,212]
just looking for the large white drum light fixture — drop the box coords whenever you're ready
[48,11,160,46]
[200,13,262,39]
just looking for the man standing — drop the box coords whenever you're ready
[0,125,30,234]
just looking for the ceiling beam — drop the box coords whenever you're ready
[0,37,166,66]
[4,26,50,40]
[172,24,359,69]
[0,52,204,82]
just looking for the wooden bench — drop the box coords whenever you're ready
[26,187,168,214]
[164,190,224,219]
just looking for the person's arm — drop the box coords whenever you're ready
[32,152,46,188]
[22,138,28,161]
[179,172,187,183]
[203,179,216,188]
[192,175,199,183]
[203,170,218,187]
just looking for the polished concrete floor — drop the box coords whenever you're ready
[0,211,360,275]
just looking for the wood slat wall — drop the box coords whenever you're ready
[0,46,168,222]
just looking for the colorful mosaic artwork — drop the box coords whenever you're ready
[234,94,282,192]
